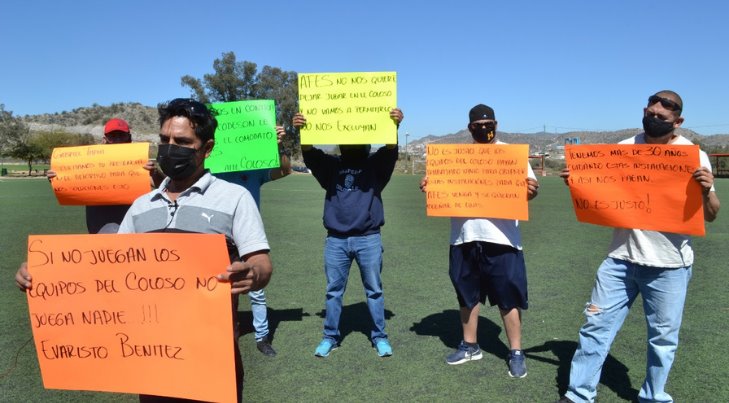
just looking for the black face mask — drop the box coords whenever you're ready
[339,145,370,161]
[642,115,675,138]
[156,144,200,180]
[471,123,496,143]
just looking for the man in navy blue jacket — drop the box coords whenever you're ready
[293,108,403,358]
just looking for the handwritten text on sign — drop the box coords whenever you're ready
[565,144,704,236]
[206,99,279,173]
[26,233,236,403]
[51,143,150,206]
[298,72,397,145]
[426,144,530,220]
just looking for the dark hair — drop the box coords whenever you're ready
[157,98,218,143]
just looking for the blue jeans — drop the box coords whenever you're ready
[322,233,387,343]
[248,289,269,341]
[565,257,692,403]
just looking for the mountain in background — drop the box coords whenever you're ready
[20,102,729,153]
[22,102,160,142]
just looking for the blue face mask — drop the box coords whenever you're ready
[156,144,199,180]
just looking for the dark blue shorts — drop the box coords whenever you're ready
[449,241,528,310]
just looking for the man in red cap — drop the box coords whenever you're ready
[47,117,158,233]
[102,117,132,144]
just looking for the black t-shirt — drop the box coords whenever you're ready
[85,205,131,234]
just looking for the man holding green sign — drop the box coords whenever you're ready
[209,100,291,357]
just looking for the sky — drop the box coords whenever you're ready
[2,0,729,144]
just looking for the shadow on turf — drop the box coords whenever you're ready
[236,307,311,342]
[526,340,639,401]
[313,302,395,343]
[410,309,510,358]
[236,303,395,345]
[410,309,639,401]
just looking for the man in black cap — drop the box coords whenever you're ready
[421,104,539,378]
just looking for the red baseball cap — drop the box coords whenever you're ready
[104,118,130,134]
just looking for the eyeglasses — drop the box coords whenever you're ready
[470,121,496,128]
[104,132,132,144]
[166,98,214,117]
[648,95,682,112]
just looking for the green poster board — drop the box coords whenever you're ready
[205,100,279,173]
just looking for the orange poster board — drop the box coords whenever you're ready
[26,233,236,402]
[51,143,150,206]
[565,144,704,236]
[425,144,530,220]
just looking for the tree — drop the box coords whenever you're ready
[8,129,95,175]
[8,139,43,175]
[181,51,300,155]
[0,103,29,158]
[256,66,299,153]
[32,130,96,162]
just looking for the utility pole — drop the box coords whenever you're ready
[411,147,415,175]
[405,132,410,173]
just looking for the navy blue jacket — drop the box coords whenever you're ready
[303,146,398,237]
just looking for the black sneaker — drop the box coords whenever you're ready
[256,338,277,357]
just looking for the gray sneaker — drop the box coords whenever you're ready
[446,341,483,365]
[256,338,277,357]
[508,349,527,378]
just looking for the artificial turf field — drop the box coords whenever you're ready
[1,174,728,402]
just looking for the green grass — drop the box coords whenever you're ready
[1,175,729,402]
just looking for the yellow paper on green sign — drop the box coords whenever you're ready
[205,100,279,173]
[298,72,397,145]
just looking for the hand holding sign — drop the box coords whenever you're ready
[526,177,540,201]
[15,261,31,291]
[692,166,715,195]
